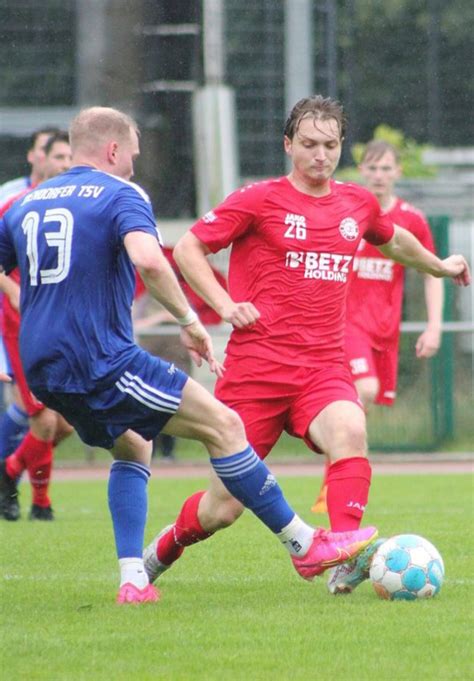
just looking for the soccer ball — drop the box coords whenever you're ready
[369,534,445,601]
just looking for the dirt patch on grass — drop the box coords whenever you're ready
[54,455,473,481]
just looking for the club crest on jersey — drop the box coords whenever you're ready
[339,217,359,241]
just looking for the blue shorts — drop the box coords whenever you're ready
[34,352,189,449]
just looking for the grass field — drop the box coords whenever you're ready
[1,472,473,680]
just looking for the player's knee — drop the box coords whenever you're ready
[31,408,57,441]
[211,403,247,451]
[332,421,368,460]
[58,417,74,438]
[356,378,379,409]
[349,419,367,450]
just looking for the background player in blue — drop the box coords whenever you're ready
[0,106,378,605]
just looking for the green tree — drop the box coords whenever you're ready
[337,124,437,180]
[338,0,473,147]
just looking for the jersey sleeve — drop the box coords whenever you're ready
[363,192,395,246]
[112,184,163,246]
[0,218,17,274]
[191,183,266,253]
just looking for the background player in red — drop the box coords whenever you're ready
[312,140,443,514]
[0,131,73,520]
[0,127,61,205]
[143,95,470,592]
[0,127,62,448]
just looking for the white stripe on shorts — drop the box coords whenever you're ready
[124,371,181,405]
[115,374,179,414]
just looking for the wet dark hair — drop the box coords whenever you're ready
[284,95,347,140]
[44,131,70,155]
[361,140,400,164]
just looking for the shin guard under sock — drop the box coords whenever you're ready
[326,456,372,531]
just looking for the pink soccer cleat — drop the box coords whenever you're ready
[116,582,160,605]
[292,526,379,581]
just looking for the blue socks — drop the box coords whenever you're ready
[108,460,150,559]
[0,404,29,459]
[210,446,295,533]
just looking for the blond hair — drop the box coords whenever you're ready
[69,107,138,154]
[361,140,400,164]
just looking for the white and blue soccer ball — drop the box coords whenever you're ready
[369,534,445,601]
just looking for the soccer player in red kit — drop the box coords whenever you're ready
[0,132,74,520]
[347,140,443,407]
[312,141,443,523]
[143,96,470,592]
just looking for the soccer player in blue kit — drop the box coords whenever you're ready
[0,106,379,604]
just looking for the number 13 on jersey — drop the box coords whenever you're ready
[22,208,74,286]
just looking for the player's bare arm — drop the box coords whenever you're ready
[416,275,443,358]
[174,231,260,328]
[379,225,471,286]
[124,231,222,375]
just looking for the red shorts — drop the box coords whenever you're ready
[345,324,399,406]
[215,355,361,458]
[3,334,44,416]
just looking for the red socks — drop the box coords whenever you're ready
[5,432,53,508]
[28,437,53,508]
[5,446,27,479]
[326,456,372,531]
[157,491,214,565]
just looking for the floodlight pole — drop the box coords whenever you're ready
[284,0,313,170]
[203,0,225,85]
[193,0,239,215]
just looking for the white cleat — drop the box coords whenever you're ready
[143,524,174,583]
[327,537,385,594]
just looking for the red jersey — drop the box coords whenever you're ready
[134,247,226,325]
[346,198,435,347]
[0,189,32,337]
[161,246,226,325]
[192,177,394,367]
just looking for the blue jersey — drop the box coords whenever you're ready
[0,166,162,393]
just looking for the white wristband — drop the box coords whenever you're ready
[176,309,198,326]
